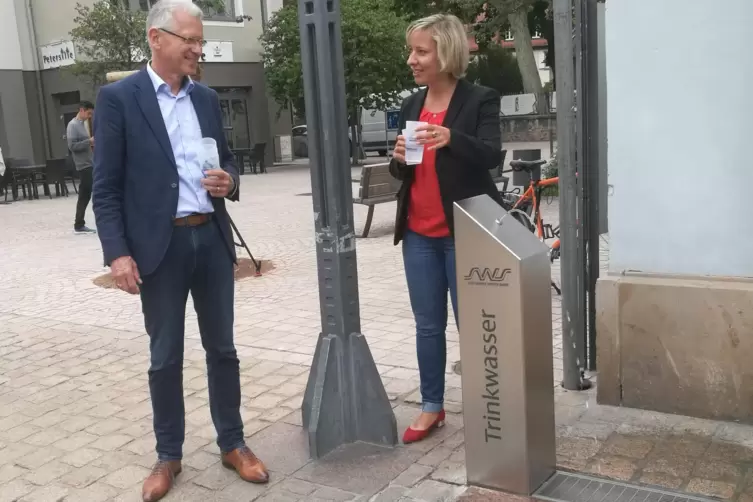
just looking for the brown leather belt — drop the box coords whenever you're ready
[173,213,212,227]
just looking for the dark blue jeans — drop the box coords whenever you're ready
[140,220,244,461]
[402,229,459,413]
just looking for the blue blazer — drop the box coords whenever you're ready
[92,69,240,277]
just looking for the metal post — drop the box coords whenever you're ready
[384,111,390,155]
[548,94,554,160]
[553,0,588,390]
[583,0,603,371]
[25,0,52,160]
[595,0,608,237]
[574,0,588,370]
[297,0,397,459]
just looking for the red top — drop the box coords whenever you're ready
[408,108,450,237]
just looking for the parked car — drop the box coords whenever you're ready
[360,89,419,156]
[360,108,397,157]
[292,125,352,158]
[291,89,419,158]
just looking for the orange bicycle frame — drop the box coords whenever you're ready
[512,176,561,251]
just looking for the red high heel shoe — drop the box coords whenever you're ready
[402,410,446,444]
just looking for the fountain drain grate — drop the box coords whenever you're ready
[535,472,718,502]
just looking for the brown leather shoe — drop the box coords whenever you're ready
[221,446,269,484]
[142,460,182,502]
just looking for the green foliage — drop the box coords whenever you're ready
[69,0,149,87]
[68,0,232,87]
[528,0,554,78]
[390,0,554,79]
[466,45,523,96]
[543,153,557,179]
[542,153,558,195]
[261,0,415,123]
[390,0,540,49]
[388,0,477,22]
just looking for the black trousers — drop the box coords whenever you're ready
[74,167,93,230]
[139,221,244,460]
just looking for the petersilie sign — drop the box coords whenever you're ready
[40,41,76,70]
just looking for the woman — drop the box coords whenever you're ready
[390,13,502,443]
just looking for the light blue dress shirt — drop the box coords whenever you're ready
[146,63,214,218]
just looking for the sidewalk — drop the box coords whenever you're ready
[1,165,753,501]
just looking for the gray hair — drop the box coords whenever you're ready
[146,0,203,35]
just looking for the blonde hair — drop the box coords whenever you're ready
[406,14,470,79]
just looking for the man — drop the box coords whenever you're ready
[67,100,97,234]
[92,1,268,501]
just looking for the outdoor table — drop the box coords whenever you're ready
[232,148,251,175]
[9,164,47,200]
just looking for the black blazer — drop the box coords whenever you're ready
[389,79,502,245]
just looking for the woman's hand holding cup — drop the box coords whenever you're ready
[392,135,407,164]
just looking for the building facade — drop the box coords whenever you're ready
[597,0,753,421]
[0,0,288,165]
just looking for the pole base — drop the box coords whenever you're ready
[302,331,397,459]
[561,371,594,391]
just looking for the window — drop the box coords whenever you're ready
[199,0,236,21]
[55,91,82,107]
[132,0,236,21]
[503,28,542,41]
[217,90,251,149]
[126,0,153,10]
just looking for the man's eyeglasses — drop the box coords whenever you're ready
[159,28,207,47]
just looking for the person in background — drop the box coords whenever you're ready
[67,100,96,234]
[92,1,268,501]
[389,13,502,444]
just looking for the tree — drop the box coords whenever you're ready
[466,45,524,96]
[68,0,230,87]
[455,0,548,112]
[389,0,475,20]
[393,0,552,113]
[69,0,148,87]
[528,0,555,84]
[261,0,414,163]
[500,0,546,112]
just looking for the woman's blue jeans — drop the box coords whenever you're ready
[402,229,459,413]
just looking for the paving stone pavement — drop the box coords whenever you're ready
[1,164,753,502]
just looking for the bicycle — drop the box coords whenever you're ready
[499,158,562,295]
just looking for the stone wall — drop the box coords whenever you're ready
[501,115,557,144]
[597,273,753,422]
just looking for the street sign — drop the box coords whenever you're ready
[386,110,400,130]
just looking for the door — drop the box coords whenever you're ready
[216,88,251,151]
[55,91,82,159]
[61,111,78,157]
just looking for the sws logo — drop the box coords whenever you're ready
[464,267,512,285]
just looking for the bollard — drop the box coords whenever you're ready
[297,0,397,459]
[454,194,556,495]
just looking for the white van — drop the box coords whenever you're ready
[360,88,420,156]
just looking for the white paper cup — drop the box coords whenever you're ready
[199,137,220,173]
[403,121,427,165]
